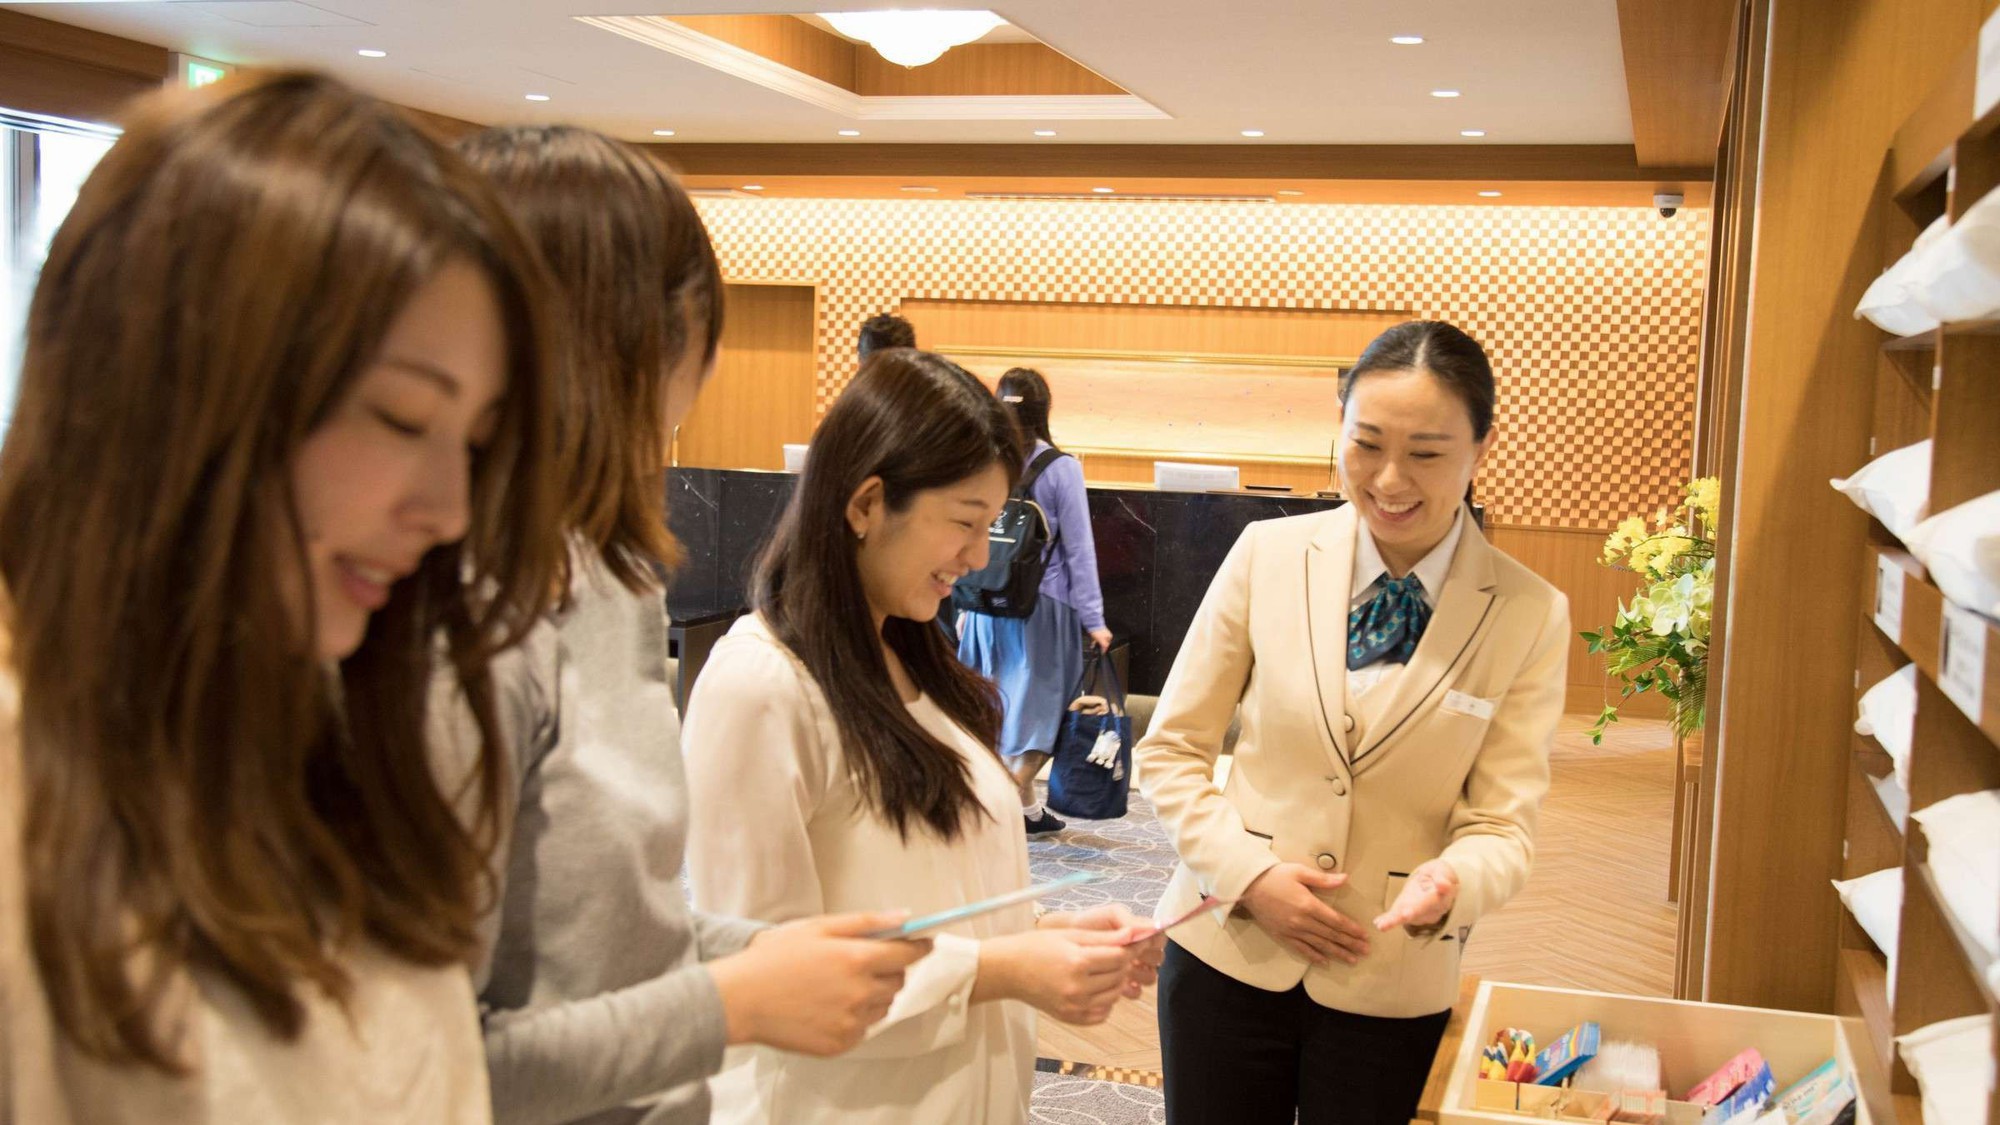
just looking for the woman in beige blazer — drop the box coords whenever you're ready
[1138,321,1569,1125]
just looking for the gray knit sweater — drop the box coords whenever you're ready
[474,550,764,1125]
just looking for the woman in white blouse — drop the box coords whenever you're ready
[681,349,1166,1124]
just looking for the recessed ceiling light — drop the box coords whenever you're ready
[838,129,862,137]
[1390,35,1424,45]
[1461,129,1487,137]
[652,129,676,137]
[1241,129,1266,138]
[525,93,551,102]
[742,184,765,191]
[1431,89,1461,98]
[1034,129,1057,137]
[1091,186,1114,194]
[1478,190,1502,197]
[357,48,387,58]
[901,185,939,192]
[1278,189,1304,196]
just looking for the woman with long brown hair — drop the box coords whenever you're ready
[449,125,926,1125]
[680,349,1165,1124]
[0,72,567,1121]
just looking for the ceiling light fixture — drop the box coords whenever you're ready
[1091,186,1115,194]
[1478,190,1502,197]
[838,129,862,136]
[818,10,1004,68]
[1241,129,1266,138]
[1390,35,1424,45]
[653,129,677,137]
[742,184,765,191]
[525,93,551,102]
[900,185,939,192]
[1034,129,1057,137]
[1278,189,1304,196]
[357,48,387,58]
[1431,89,1461,98]
[1461,129,1486,137]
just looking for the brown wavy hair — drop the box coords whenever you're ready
[753,350,1024,840]
[0,71,565,1069]
[457,124,724,590]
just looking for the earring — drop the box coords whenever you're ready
[856,530,867,543]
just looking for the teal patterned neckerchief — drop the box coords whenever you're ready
[1348,573,1431,670]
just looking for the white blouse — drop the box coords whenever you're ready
[680,614,1037,1125]
[1,640,491,1125]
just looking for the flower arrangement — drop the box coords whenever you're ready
[1582,477,1720,744]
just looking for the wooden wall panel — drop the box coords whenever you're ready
[674,283,816,471]
[667,142,1708,182]
[1617,0,1739,167]
[0,10,167,125]
[903,297,1404,359]
[1490,525,1672,720]
[669,15,856,91]
[853,42,1124,97]
[1702,0,1985,1014]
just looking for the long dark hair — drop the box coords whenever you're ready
[752,349,1024,840]
[458,124,724,590]
[0,71,564,1069]
[996,366,1056,450]
[1339,320,1494,506]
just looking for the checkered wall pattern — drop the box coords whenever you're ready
[694,198,1710,529]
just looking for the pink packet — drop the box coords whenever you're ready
[1684,1048,1765,1107]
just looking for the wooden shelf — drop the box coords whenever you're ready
[1841,946,1898,1074]
[1880,328,1938,353]
[1863,545,2000,744]
[1892,1093,1925,1125]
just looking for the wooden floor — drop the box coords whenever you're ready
[1037,714,1680,1075]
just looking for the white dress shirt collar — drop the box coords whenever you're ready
[1351,506,1466,610]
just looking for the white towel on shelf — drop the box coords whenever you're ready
[1831,867,1903,996]
[1912,790,2000,963]
[1907,490,2000,622]
[1831,440,1932,543]
[1855,664,1919,791]
[1897,1014,1995,1125]
[1855,216,1949,335]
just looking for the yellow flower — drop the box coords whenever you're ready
[1684,477,1721,530]
[1628,538,1663,576]
[1647,535,1695,577]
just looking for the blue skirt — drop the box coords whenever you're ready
[958,596,1087,759]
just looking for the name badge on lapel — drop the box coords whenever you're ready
[1441,690,1497,721]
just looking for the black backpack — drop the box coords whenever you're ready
[952,448,1066,618]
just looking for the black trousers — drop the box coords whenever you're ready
[1157,940,1449,1125]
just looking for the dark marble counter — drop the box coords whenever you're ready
[663,467,1352,694]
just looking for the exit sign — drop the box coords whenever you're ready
[171,53,233,89]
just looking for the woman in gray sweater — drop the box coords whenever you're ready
[443,126,928,1125]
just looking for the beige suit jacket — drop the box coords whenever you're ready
[1136,504,1568,1018]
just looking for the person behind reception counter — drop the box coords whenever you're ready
[956,367,1112,837]
[856,312,916,361]
[680,350,1164,1124]
[446,125,929,1125]
[1137,320,1569,1125]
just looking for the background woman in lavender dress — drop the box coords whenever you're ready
[957,368,1112,835]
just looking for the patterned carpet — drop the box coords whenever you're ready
[1027,786,1175,1123]
[1032,1068,1165,1124]
[1028,786,1178,919]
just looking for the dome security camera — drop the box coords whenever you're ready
[1654,192,1684,219]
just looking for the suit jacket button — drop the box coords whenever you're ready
[1331,778,1348,797]
[1342,714,1356,733]
[1316,853,1337,870]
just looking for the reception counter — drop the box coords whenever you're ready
[664,467,1345,695]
